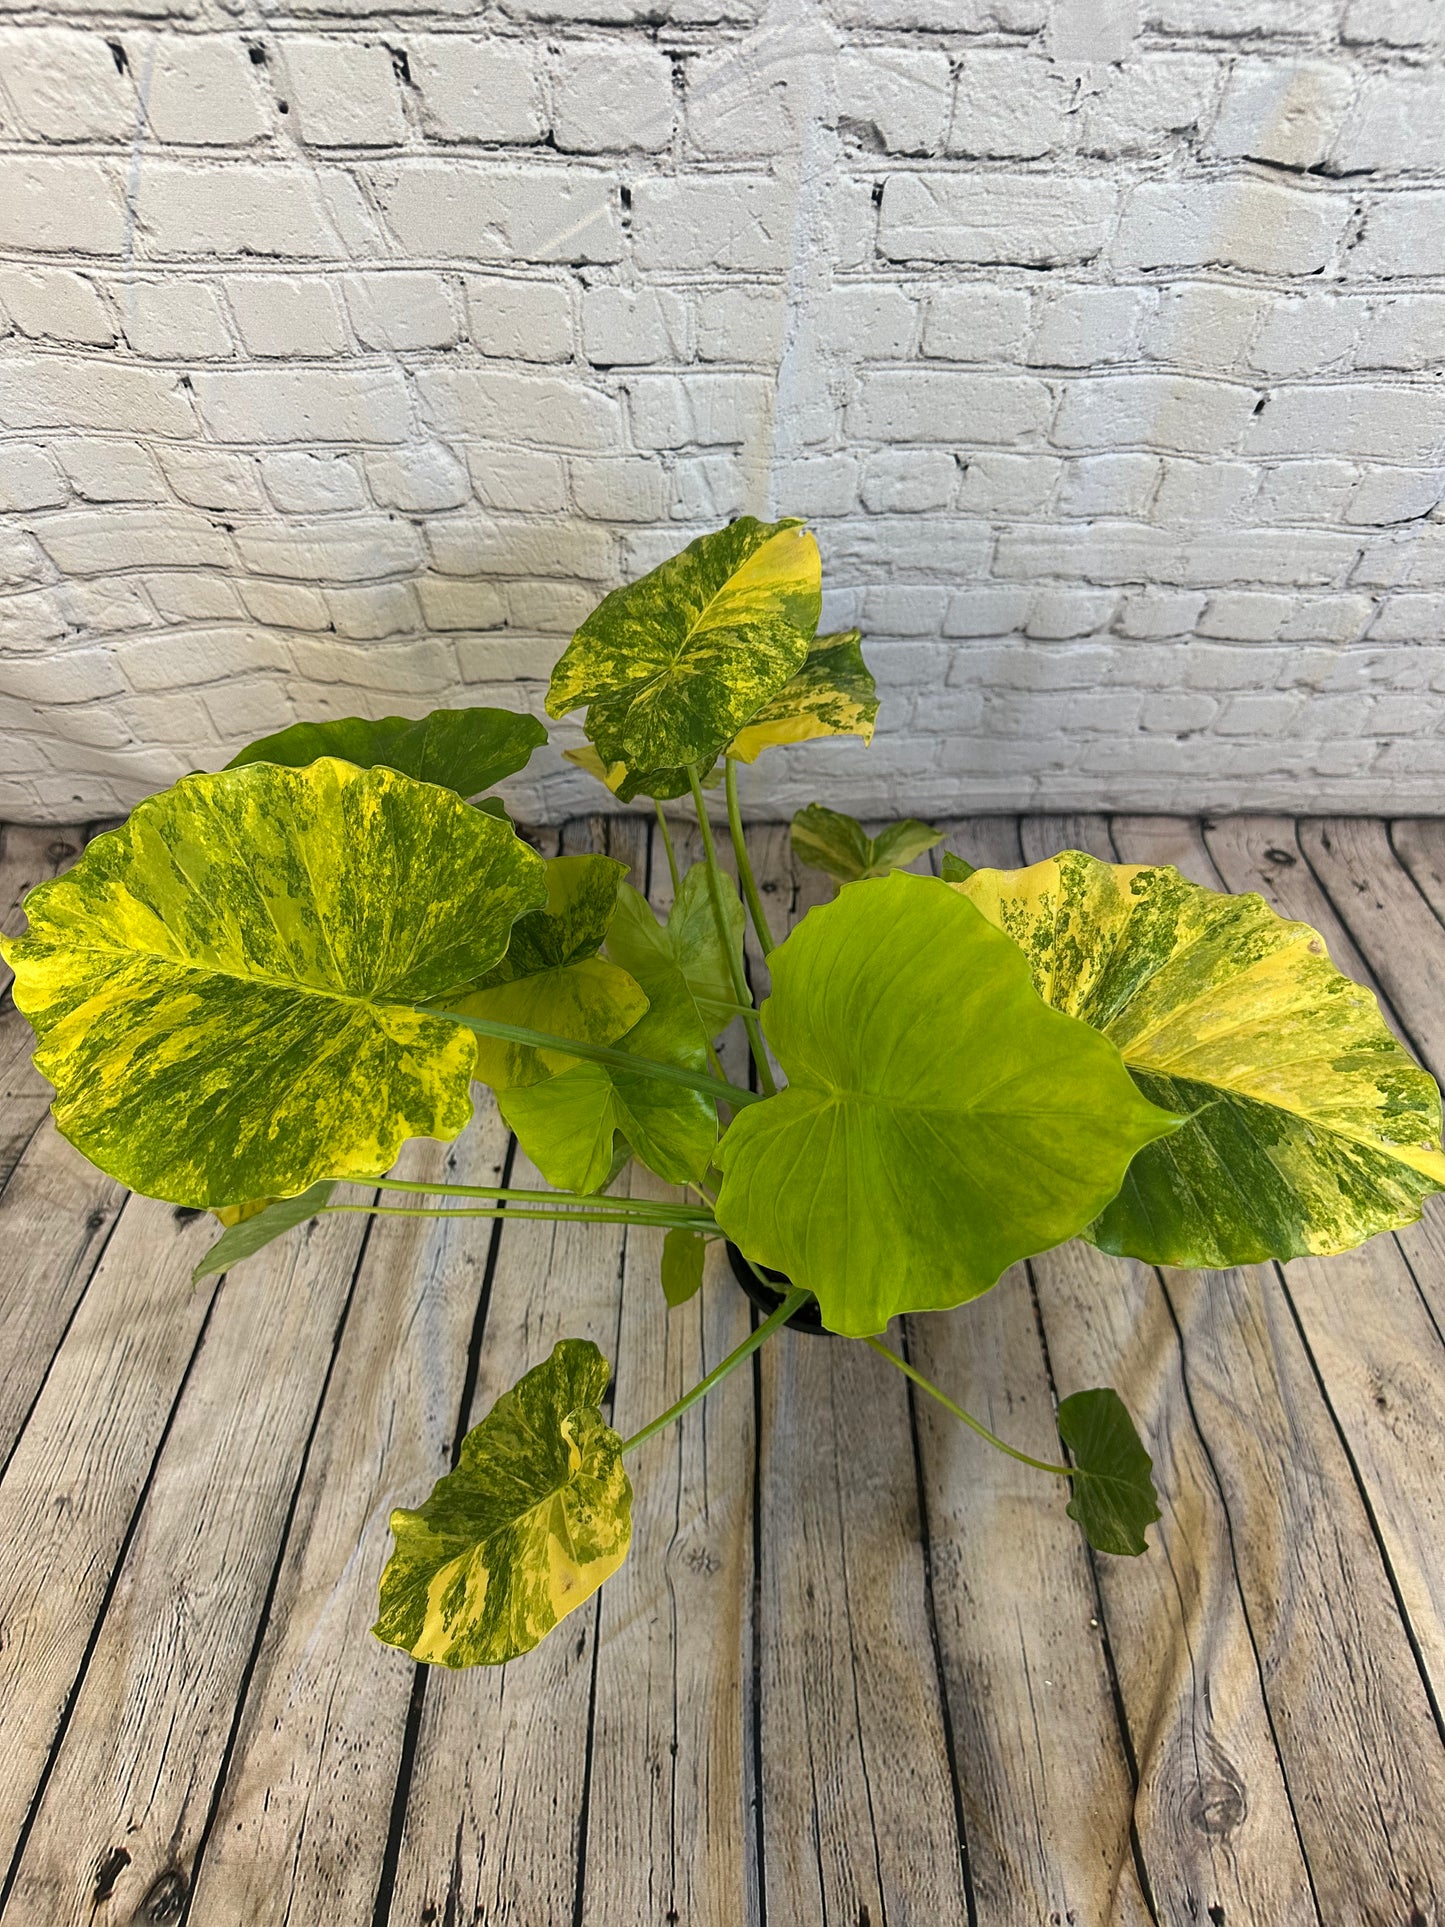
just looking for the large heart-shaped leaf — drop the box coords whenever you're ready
[546,518,821,773]
[448,855,649,1089]
[500,973,718,1195]
[712,873,1176,1336]
[1059,1389,1160,1557]
[227,705,546,800]
[729,632,877,763]
[791,803,942,886]
[375,1339,631,1668]
[958,852,1445,1267]
[1,760,546,1207]
[605,864,742,1051]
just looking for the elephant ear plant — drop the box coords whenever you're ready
[7,515,1445,1668]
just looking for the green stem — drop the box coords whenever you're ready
[621,1284,810,1453]
[725,757,777,957]
[427,1006,761,1111]
[365,1174,713,1221]
[653,801,681,898]
[686,765,777,1098]
[324,1202,717,1231]
[863,1337,1072,1478]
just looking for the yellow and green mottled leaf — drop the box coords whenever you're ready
[712,873,1177,1336]
[375,1339,631,1669]
[562,745,718,804]
[546,518,821,772]
[227,705,546,799]
[790,802,943,886]
[0,759,546,1208]
[447,854,649,1089]
[728,632,878,763]
[957,851,1445,1266]
[605,864,742,1051]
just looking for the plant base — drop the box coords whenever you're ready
[725,1243,832,1336]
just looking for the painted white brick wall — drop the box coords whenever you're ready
[2,0,1445,823]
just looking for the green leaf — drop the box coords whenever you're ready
[193,1182,337,1282]
[958,851,1445,1267]
[375,1339,631,1668]
[661,1226,706,1307]
[712,872,1177,1336]
[791,803,943,886]
[500,975,718,1195]
[448,855,649,1089]
[546,518,821,772]
[940,851,976,883]
[728,631,878,763]
[1,759,546,1207]
[562,744,712,805]
[605,864,742,1051]
[1059,1389,1161,1557]
[227,705,546,800]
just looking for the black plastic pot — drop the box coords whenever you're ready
[725,1242,832,1336]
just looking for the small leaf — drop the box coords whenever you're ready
[940,852,976,883]
[193,1182,337,1283]
[227,705,546,800]
[1058,1389,1161,1558]
[547,518,820,773]
[448,855,649,1089]
[563,744,706,805]
[712,873,1178,1335]
[791,803,942,885]
[375,1339,632,1668]
[605,864,742,1051]
[661,1227,706,1307]
[1,759,546,1207]
[728,631,878,763]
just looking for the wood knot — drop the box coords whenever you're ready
[137,1869,187,1924]
[92,1845,130,1905]
[1186,1774,1247,1836]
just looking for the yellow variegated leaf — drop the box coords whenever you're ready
[958,851,1445,1267]
[728,631,878,762]
[0,759,546,1208]
[562,744,718,803]
[375,1339,632,1668]
[546,518,820,772]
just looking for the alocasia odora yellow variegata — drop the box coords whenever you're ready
[4,521,1441,1673]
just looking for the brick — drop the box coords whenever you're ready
[0,358,196,437]
[1054,376,1260,456]
[1082,53,1220,159]
[238,582,329,630]
[881,174,1115,267]
[1198,591,1295,640]
[260,451,368,512]
[56,439,165,502]
[366,446,470,512]
[1051,0,1139,60]
[959,452,1060,515]
[343,273,458,352]
[507,581,601,631]
[1152,459,1256,526]
[773,456,859,518]
[158,447,265,512]
[192,368,411,444]
[0,29,133,140]
[570,456,667,522]
[4,648,124,703]
[1058,454,1160,518]
[835,48,951,155]
[119,279,234,358]
[1025,589,1119,638]
[325,583,421,638]
[1279,596,1373,644]
[200,680,294,741]
[552,43,673,153]
[850,371,1051,444]
[236,518,423,581]
[131,163,349,258]
[1370,594,1445,641]
[684,42,801,158]
[1146,0,1319,27]
[627,373,772,449]
[370,163,622,264]
[1356,296,1445,371]
[142,36,269,144]
[1114,181,1347,276]
[425,516,613,579]
[862,450,958,514]
[60,577,154,633]
[0,447,67,511]
[1334,73,1445,174]
[583,286,687,366]
[0,157,126,254]
[1115,588,1206,637]
[118,629,292,692]
[1254,462,1358,524]
[289,636,454,695]
[468,448,567,512]
[282,39,404,146]
[1029,289,1140,368]
[815,285,918,359]
[145,573,246,621]
[418,369,622,451]
[1347,468,1445,525]
[632,179,792,272]
[694,286,784,362]
[921,287,1032,363]
[468,277,573,362]
[942,586,1031,636]
[0,527,46,587]
[1342,0,1440,44]
[670,454,748,522]
[1245,384,1445,463]
[1141,285,1266,372]
[1209,60,1353,169]
[417,577,508,631]
[1248,294,1366,378]
[34,508,235,575]
[409,37,544,142]
[226,276,348,356]
[0,267,115,346]
[1346,193,1445,279]
[949,54,1075,160]
[123,687,219,744]
[863,587,950,635]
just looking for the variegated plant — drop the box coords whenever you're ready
[5,518,1442,1671]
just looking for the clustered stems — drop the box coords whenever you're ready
[323,1202,709,1231]
[725,759,778,957]
[653,800,681,898]
[686,763,777,1097]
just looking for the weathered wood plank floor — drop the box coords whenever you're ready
[2,813,1444,1927]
